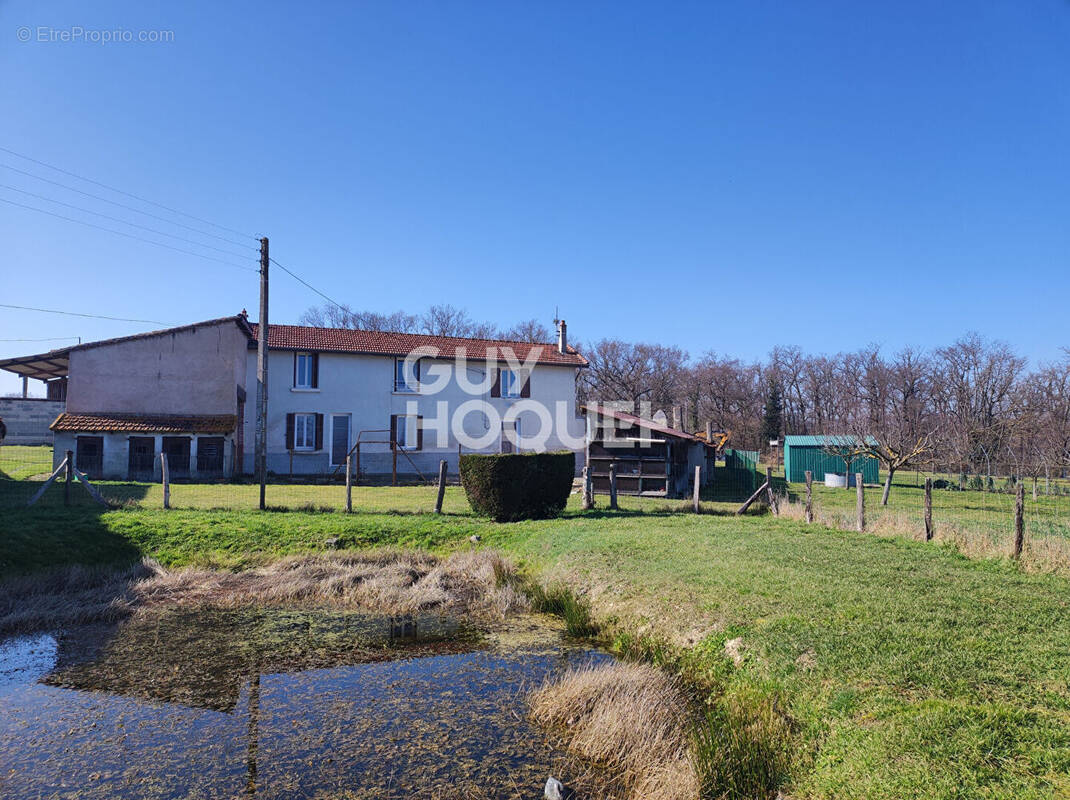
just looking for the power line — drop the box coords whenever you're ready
[0,182,254,260]
[0,303,172,325]
[0,145,259,241]
[0,336,82,342]
[0,196,258,272]
[269,257,349,313]
[0,162,256,251]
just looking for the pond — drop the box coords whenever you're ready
[0,607,612,799]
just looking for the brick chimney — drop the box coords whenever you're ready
[557,319,567,354]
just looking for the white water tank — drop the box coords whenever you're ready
[825,472,855,488]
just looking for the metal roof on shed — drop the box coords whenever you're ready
[784,435,879,447]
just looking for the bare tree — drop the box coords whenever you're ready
[580,339,687,409]
[933,333,1025,480]
[501,319,553,343]
[852,347,939,505]
[298,304,418,332]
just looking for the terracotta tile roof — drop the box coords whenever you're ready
[248,324,588,367]
[50,413,237,434]
[583,403,710,445]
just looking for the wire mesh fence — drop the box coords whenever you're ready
[4,444,1069,573]
[777,464,1070,572]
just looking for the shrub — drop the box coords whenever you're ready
[459,451,574,522]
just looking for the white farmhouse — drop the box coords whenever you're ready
[0,313,588,481]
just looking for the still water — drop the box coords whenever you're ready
[0,608,611,799]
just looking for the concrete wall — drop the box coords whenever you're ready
[67,320,248,415]
[242,350,586,477]
[0,398,64,444]
[54,430,236,480]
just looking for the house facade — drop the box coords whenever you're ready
[0,314,588,481]
[244,323,588,479]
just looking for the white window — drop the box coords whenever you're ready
[295,353,315,389]
[394,414,419,449]
[501,369,520,398]
[294,413,316,450]
[395,358,420,393]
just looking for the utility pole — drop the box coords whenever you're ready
[256,237,269,510]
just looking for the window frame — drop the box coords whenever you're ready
[500,369,520,398]
[294,352,315,389]
[394,358,420,393]
[293,413,317,451]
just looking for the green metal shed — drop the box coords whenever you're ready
[783,435,880,484]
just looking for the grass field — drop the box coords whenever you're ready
[2,483,1069,798]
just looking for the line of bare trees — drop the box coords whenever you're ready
[300,303,553,343]
[579,333,1070,503]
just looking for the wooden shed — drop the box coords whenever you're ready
[582,404,715,498]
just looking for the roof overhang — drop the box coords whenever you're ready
[0,348,72,381]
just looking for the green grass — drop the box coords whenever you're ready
[0,444,54,480]
[2,479,1070,797]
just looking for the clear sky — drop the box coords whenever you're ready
[2,0,1068,396]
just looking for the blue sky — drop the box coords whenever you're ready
[2,0,1068,395]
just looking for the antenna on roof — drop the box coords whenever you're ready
[553,306,559,325]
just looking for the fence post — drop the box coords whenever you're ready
[160,452,170,510]
[64,449,73,506]
[804,470,813,524]
[1013,481,1025,559]
[765,466,778,515]
[609,463,618,510]
[345,455,353,513]
[924,477,933,541]
[693,465,701,513]
[856,473,865,532]
[581,465,594,510]
[435,459,447,514]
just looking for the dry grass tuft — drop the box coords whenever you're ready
[0,550,529,637]
[530,662,700,800]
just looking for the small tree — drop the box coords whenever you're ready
[822,436,868,491]
[761,379,783,448]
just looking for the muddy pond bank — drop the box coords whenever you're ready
[0,605,614,799]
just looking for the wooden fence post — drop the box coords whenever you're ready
[855,473,865,531]
[160,452,170,510]
[608,463,618,510]
[64,449,73,506]
[581,465,594,510]
[1013,481,1025,559]
[804,470,813,524]
[924,478,933,541]
[693,465,701,513]
[435,459,447,514]
[765,466,778,515]
[345,455,353,513]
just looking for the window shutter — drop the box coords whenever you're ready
[285,413,295,450]
[416,416,423,451]
[311,354,319,388]
[389,414,398,450]
[520,370,531,398]
[490,369,501,398]
[292,353,297,387]
[315,413,324,450]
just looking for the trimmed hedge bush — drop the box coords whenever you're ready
[459,451,575,522]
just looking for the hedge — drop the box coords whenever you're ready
[458,451,575,522]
